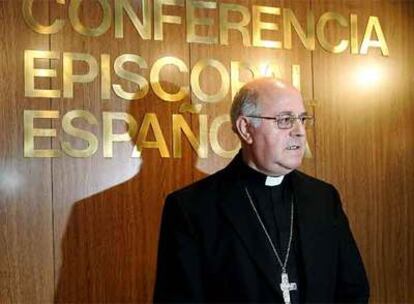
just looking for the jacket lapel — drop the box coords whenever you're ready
[290,172,335,301]
[290,171,320,270]
[217,161,282,296]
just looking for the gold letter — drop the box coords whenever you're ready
[316,12,349,54]
[22,0,65,34]
[219,3,251,46]
[191,59,229,103]
[209,114,240,158]
[154,0,184,40]
[230,61,260,99]
[172,114,208,158]
[25,50,61,98]
[150,56,189,102]
[186,0,218,44]
[350,14,358,54]
[136,113,170,158]
[259,62,282,78]
[62,110,98,157]
[101,54,111,100]
[69,0,111,36]
[115,0,151,39]
[283,8,315,50]
[24,110,61,158]
[103,112,138,158]
[113,54,149,100]
[360,16,389,56]
[252,6,281,49]
[63,52,99,98]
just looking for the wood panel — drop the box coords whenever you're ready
[0,1,412,303]
[311,0,414,302]
[0,1,54,303]
[50,0,193,302]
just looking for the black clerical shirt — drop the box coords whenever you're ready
[239,160,303,304]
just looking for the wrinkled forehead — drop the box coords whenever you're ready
[256,84,305,115]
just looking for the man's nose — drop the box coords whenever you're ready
[290,119,306,137]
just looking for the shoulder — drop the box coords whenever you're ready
[172,165,226,193]
[291,170,341,204]
[292,170,337,191]
[165,164,233,213]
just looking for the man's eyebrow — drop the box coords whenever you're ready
[276,111,308,116]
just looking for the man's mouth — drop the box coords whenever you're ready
[286,145,301,150]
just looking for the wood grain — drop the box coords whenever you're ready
[0,0,412,303]
[311,0,414,302]
[0,1,54,303]
[48,0,193,302]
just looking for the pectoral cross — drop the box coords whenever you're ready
[280,271,297,304]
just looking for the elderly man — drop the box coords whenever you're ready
[153,78,369,303]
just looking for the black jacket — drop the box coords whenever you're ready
[153,156,369,303]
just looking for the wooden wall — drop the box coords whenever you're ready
[0,0,412,303]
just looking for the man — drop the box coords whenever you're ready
[153,78,369,303]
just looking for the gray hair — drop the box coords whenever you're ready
[230,86,262,133]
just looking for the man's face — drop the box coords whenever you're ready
[245,86,307,176]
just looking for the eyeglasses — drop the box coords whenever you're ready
[246,114,314,129]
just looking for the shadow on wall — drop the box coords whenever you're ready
[53,80,234,302]
[53,154,221,302]
[54,172,152,302]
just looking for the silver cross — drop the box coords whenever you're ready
[280,272,297,304]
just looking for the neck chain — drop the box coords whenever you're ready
[244,187,294,273]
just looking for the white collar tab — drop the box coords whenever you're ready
[265,175,284,186]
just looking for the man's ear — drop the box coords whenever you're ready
[236,116,254,144]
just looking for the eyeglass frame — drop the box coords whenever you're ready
[245,113,314,129]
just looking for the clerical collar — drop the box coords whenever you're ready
[265,175,284,186]
[238,155,285,187]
